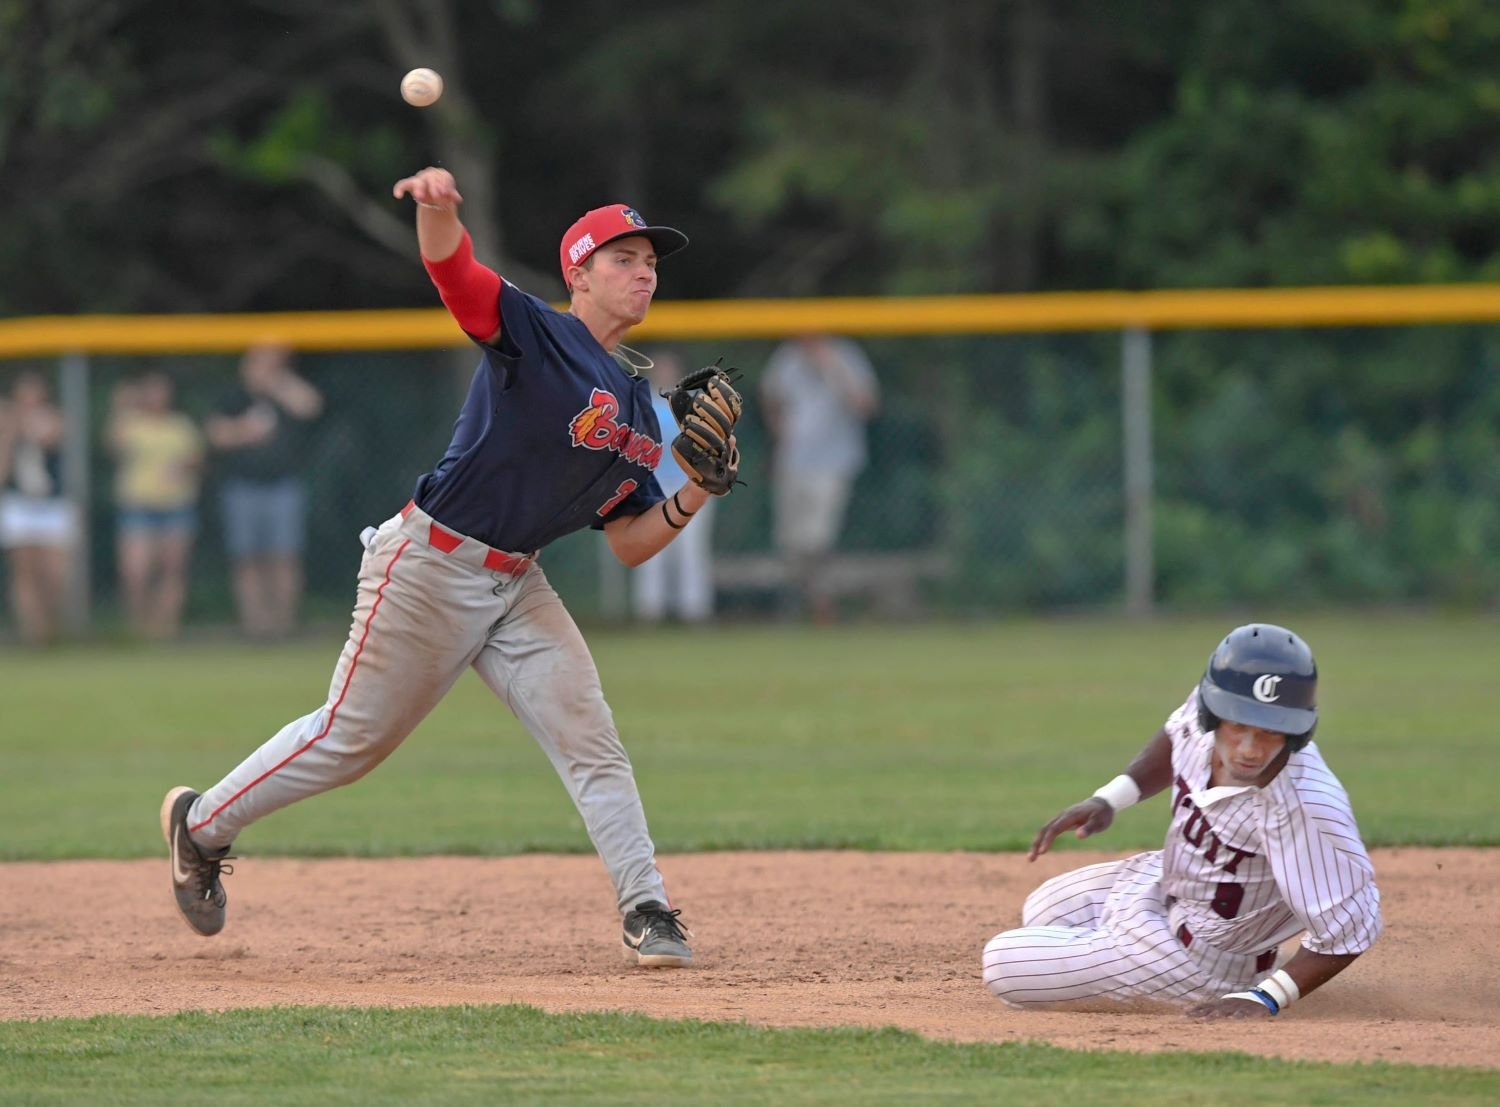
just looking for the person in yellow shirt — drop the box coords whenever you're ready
[110,371,204,639]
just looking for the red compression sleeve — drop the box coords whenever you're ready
[422,230,502,340]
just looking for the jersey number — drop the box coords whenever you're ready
[596,479,638,517]
[1211,882,1245,919]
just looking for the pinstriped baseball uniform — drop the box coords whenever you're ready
[982,689,1382,1005]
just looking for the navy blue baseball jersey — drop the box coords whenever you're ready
[412,283,666,552]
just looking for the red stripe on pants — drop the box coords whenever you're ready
[190,538,412,834]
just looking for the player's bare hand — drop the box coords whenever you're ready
[1028,798,1114,861]
[393,167,463,209]
[1185,996,1275,1021]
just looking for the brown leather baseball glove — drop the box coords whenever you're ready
[664,363,743,496]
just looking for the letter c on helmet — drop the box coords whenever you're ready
[1252,674,1283,703]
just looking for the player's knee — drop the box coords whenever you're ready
[980,933,1029,1005]
[1019,890,1046,928]
[545,679,616,743]
[1019,876,1068,927]
[322,713,409,767]
[550,704,631,772]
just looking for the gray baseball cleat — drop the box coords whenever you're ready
[622,900,693,967]
[159,786,234,936]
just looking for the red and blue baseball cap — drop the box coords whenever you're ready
[559,204,688,287]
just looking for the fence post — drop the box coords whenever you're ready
[59,352,92,633]
[1121,327,1153,616]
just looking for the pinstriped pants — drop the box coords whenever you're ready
[981,853,1275,1006]
[185,507,670,915]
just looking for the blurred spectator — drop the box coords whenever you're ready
[760,333,880,623]
[205,342,323,640]
[631,350,716,624]
[109,371,204,639]
[0,371,75,645]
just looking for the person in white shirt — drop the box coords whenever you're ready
[982,623,1381,1020]
[760,333,879,623]
[631,350,715,624]
[0,371,74,645]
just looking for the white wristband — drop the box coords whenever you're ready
[1257,969,1300,1011]
[1092,774,1142,812]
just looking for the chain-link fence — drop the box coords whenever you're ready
[2,322,1498,639]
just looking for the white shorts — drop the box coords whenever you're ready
[773,472,853,556]
[0,494,77,549]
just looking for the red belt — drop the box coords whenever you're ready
[1177,924,1277,974]
[401,501,534,576]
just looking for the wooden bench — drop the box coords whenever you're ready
[712,550,952,618]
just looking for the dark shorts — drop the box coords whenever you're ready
[118,506,198,536]
[219,478,307,558]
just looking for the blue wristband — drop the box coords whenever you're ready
[1248,987,1280,1015]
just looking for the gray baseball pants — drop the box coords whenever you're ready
[185,502,670,914]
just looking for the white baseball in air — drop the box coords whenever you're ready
[400,68,444,108]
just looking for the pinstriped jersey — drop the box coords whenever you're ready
[1159,689,1382,958]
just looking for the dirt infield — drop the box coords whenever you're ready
[1,848,1493,1068]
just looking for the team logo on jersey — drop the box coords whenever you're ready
[1173,775,1257,877]
[621,207,648,229]
[567,233,597,265]
[1252,674,1283,703]
[568,388,663,468]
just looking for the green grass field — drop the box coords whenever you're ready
[1,612,1496,1104]
[0,612,1493,859]
[2,1005,1496,1107]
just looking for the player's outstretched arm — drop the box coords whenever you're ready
[393,167,502,345]
[393,167,465,258]
[1027,799,1114,861]
[1186,950,1361,1021]
[1028,727,1174,861]
[602,482,714,568]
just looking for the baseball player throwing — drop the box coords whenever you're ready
[982,623,1381,1018]
[160,166,743,968]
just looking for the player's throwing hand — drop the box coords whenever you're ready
[393,167,464,210]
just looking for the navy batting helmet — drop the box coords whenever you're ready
[1196,623,1318,750]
